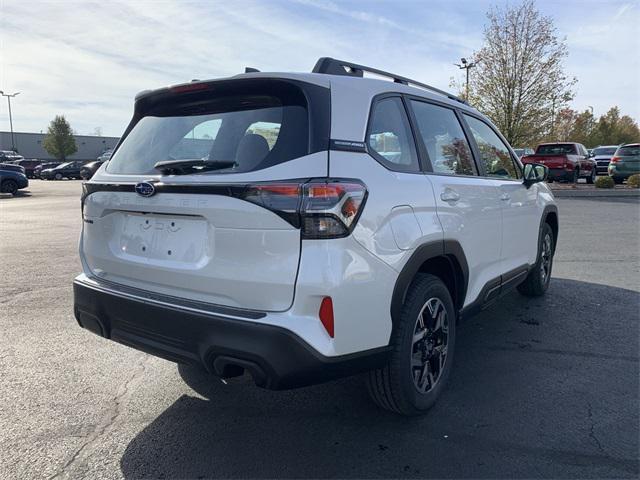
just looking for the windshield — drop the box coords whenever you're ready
[56,162,72,169]
[536,144,576,155]
[107,82,320,176]
[593,147,617,156]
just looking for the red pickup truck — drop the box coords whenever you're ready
[521,142,596,183]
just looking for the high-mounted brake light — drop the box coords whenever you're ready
[169,83,211,94]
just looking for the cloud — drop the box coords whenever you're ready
[0,0,637,137]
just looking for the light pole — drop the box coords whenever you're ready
[0,90,20,152]
[454,58,476,101]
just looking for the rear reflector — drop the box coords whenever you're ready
[319,297,335,338]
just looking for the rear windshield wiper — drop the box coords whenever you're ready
[153,159,237,175]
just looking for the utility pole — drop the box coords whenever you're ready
[454,58,476,101]
[0,90,20,152]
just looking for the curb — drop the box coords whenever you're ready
[551,188,640,198]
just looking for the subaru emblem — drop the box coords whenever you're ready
[135,182,156,197]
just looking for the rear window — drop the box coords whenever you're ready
[536,144,576,155]
[617,145,640,156]
[107,79,328,175]
[593,147,617,155]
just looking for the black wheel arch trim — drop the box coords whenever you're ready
[540,204,559,254]
[391,239,469,325]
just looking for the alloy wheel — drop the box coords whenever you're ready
[540,233,552,284]
[411,297,449,393]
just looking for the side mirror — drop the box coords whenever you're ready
[523,163,548,187]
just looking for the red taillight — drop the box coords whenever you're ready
[610,156,621,163]
[241,180,367,239]
[319,297,334,338]
[302,181,367,238]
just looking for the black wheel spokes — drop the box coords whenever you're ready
[540,233,552,283]
[411,298,448,394]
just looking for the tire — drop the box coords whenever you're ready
[518,223,554,297]
[586,168,596,184]
[54,173,63,180]
[1,179,18,195]
[571,169,579,184]
[366,273,456,416]
[613,176,624,184]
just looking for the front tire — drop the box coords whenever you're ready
[54,173,63,180]
[366,274,456,415]
[518,223,554,297]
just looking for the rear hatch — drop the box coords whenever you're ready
[81,77,330,312]
[614,144,640,174]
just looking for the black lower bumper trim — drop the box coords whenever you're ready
[73,280,390,390]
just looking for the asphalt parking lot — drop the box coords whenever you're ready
[1,180,638,479]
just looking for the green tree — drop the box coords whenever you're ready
[591,107,640,146]
[43,115,77,161]
[456,1,576,146]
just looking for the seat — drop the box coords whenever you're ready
[235,134,270,171]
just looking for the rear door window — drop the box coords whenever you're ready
[367,97,419,172]
[410,100,477,176]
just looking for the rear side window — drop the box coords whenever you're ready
[107,80,326,175]
[367,97,419,172]
[410,100,476,176]
[464,115,520,179]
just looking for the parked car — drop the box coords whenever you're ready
[513,147,534,158]
[591,145,619,175]
[97,149,113,162]
[609,143,640,183]
[0,163,29,195]
[80,160,104,180]
[33,162,62,178]
[0,150,24,163]
[14,159,43,178]
[73,57,559,415]
[41,161,87,180]
[521,142,596,183]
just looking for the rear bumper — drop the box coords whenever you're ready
[73,276,390,389]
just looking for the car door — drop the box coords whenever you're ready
[461,114,540,276]
[408,99,503,308]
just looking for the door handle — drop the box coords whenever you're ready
[440,189,460,202]
[500,193,511,201]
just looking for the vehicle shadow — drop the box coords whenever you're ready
[119,278,639,479]
[0,190,32,199]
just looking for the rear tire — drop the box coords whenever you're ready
[586,168,596,184]
[613,176,624,184]
[518,223,554,297]
[572,169,579,184]
[366,274,456,416]
[1,179,18,195]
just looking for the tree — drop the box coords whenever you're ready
[459,1,576,146]
[43,115,77,161]
[590,107,640,146]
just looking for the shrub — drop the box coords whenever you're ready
[627,174,640,188]
[595,176,615,189]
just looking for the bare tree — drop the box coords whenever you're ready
[462,1,576,146]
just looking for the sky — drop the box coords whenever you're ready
[1,0,638,137]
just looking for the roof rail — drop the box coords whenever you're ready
[312,57,467,104]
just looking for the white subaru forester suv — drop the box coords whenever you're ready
[74,58,558,415]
